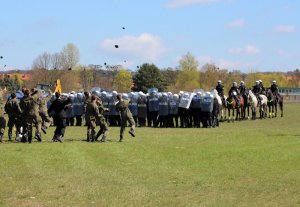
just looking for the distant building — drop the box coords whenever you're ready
[279,87,300,102]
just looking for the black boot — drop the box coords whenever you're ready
[0,133,3,142]
[8,131,12,141]
[119,135,123,142]
[35,133,42,142]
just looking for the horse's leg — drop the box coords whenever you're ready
[268,105,271,118]
[227,108,230,122]
[280,101,283,117]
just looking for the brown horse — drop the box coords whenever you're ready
[274,93,284,117]
[226,95,244,122]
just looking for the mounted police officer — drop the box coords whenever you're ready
[259,80,266,95]
[228,82,240,106]
[239,81,246,95]
[216,80,225,105]
[270,80,278,95]
[252,80,262,105]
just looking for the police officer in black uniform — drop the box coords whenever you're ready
[270,80,278,95]
[228,82,240,106]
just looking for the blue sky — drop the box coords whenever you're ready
[0,0,299,72]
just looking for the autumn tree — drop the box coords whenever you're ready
[113,69,133,92]
[175,52,200,91]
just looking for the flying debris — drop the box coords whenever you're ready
[4,65,6,67]
[124,60,126,63]
[68,67,72,71]
[137,66,140,69]
[122,27,125,30]
[104,62,107,66]
[0,56,3,59]
[114,45,119,48]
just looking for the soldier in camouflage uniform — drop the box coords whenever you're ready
[116,94,135,142]
[38,89,52,134]
[5,93,22,141]
[19,89,42,143]
[83,91,91,125]
[86,95,100,142]
[0,91,6,143]
[95,97,109,142]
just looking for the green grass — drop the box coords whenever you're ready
[0,103,300,207]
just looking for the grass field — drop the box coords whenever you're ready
[0,103,300,207]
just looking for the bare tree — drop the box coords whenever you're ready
[32,52,52,70]
[51,52,65,70]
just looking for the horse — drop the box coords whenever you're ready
[241,89,250,120]
[274,93,283,117]
[212,89,227,121]
[226,92,244,122]
[248,90,258,120]
[266,88,275,118]
[258,94,268,119]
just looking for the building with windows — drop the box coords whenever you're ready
[279,87,300,102]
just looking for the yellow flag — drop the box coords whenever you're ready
[54,79,62,93]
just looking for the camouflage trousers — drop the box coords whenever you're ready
[87,118,97,141]
[96,115,109,141]
[120,115,135,139]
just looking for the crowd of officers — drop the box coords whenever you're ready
[0,80,279,143]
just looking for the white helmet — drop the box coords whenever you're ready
[179,91,184,95]
[112,91,117,96]
[259,80,262,83]
[167,92,172,96]
[138,91,144,96]
[255,80,259,85]
[240,81,245,85]
[233,82,237,87]
[217,80,222,84]
[272,80,276,84]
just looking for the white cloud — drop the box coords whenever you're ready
[166,0,221,8]
[227,19,245,28]
[274,25,295,33]
[100,33,167,61]
[229,45,261,55]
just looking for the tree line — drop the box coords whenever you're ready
[1,44,300,94]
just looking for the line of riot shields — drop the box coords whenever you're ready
[53,88,218,128]
[12,87,220,129]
